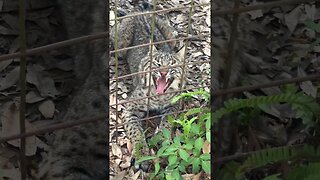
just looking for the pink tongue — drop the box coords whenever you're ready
[156,76,167,94]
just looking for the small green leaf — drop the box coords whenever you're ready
[185,142,193,150]
[157,146,167,156]
[162,139,170,147]
[193,148,201,157]
[171,95,181,104]
[191,124,201,134]
[173,136,181,146]
[201,160,211,174]
[135,156,156,164]
[160,152,176,157]
[172,169,181,180]
[163,128,171,139]
[179,149,189,162]
[167,115,175,125]
[200,153,210,160]
[178,164,186,173]
[195,137,204,151]
[155,161,160,175]
[166,146,178,153]
[192,158,201,173]
[168,155,178,166]
[206,131,211,143]
[304,19,320,33]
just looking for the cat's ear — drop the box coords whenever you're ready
[148,40,158,55]
[176,46,186,61]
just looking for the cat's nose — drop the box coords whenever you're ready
[160,71,167,76]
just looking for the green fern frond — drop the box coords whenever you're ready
[286,162,320,180]
[213,92,320,125]
[237,145,320,178]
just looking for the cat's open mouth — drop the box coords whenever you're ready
[153,74,174,94]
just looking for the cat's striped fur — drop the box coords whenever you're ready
[110,5,186,169]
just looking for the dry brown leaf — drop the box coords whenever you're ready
[0,168,21,180]
[298,66,317,98]
[0,25,17,35]
[1,102,38,156]
[0,60,12,72]
[38,100,55,118]
[284,5,303,32]
[2,14,19,30]
[175,14,185,24]
[131,171,140,180]
[110,11,115,26]
[0,146,16,167]
[203,47,210,56]
[26,91,44,103]
[111,170,127,180]
[111,143,123,158]
[0,66,20,91]
[202,140,210,154]
[26,65,59,97]
[193,172,203,180]
[127,141,133,154]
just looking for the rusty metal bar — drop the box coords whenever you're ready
[1,73,319,143]
[111,60,210,81]
[0,107,205,143]
[110,35,206,54]
[213,0,319,17]
[0,0,315,63]
[18,0,27,179]
[0,32,108,62]
[216,0,241,169]
[0,116,105,143]
[110,2,210,21]
[213,73,320,97]
[111,85,209,107]
[114,0,120,143]
[145,0,157,120]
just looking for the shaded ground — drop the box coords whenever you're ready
[0,1,86,179]
[213,0,320,179]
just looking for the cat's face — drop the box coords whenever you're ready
[148,46,185,94]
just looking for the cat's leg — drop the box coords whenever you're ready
[110,17,135,58]
[155,16,178,49]
[157,106,179,133]
[123,104,150,171]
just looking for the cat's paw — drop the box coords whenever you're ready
[131,156,150,172]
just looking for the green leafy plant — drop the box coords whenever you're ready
[137,89,211,179]
[217,145,320,180]
[213,85,320,128]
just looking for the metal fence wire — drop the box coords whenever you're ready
[0,0,319,179]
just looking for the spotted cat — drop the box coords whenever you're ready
[110,3,186,169]
[37,0,107,179]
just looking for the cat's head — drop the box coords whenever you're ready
[147,45,186,95]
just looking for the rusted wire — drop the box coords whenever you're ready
[0,116,105,143]
[213,73,320,97]
[216,0,241,170]
[18,0,27,179]
[110,85,209,107]
[145,0,157,121]
[110,2,210,21]
[110,35,206,54]
[0,32,108,62]
[111,60,210,81]
[213,0,319,17]
[0,0,316,62]
[114,0,120,144]
[1,73,319,143]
